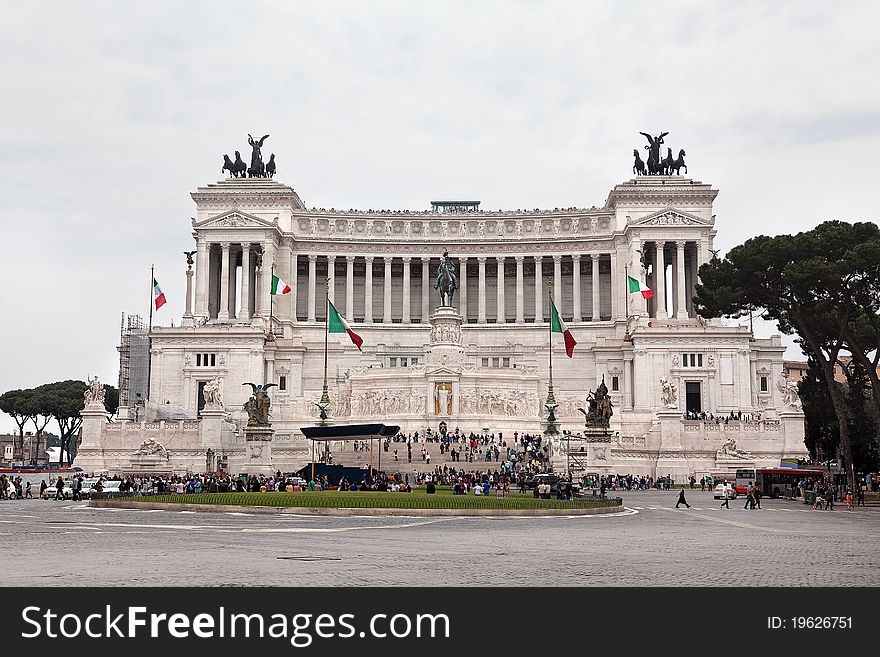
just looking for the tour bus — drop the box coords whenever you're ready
[734,467,828,498]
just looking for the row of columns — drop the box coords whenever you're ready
[294,253,615,324]
[647,240,696,320]
[194,240,275,321]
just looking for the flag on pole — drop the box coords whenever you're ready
[328,299,363,351]
[627,274,654,299]
[153,278,167,310]
[549,298,577,357]
[271,274,292,295]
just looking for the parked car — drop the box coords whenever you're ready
[41,480,74,500]
[714,482,737,499]
[526,473,561,489]
[89,480,123,496]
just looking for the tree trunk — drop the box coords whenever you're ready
[842,325,880,429]
[794,309,857,495]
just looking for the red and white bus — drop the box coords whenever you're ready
[734,467,828,498]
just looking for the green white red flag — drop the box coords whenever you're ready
[627,274,654,299]
[271,274,291,295]
[153,278,166,310]
[549,298,576,357]
[328,299,363,351]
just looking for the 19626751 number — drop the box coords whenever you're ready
[769,617,852,629]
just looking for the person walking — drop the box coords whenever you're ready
[744,482,755,510]
[720,486,731,509]
[54,477,65,501]
[675,488,691,509]
[753,483,762,509]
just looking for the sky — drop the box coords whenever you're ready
[1,0,878,434]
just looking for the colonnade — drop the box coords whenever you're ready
[192,241,702,324]
[290,253,619,324]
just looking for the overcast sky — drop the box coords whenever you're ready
[1,0,878,434]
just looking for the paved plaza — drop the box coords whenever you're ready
[1,491,877,587]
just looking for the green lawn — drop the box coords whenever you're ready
[140,487,621,510]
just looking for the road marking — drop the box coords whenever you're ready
[657,507,798,533]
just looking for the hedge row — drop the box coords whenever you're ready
[143,491,621,510]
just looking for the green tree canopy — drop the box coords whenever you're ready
[695,221,880,493]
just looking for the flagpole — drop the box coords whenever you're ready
[146,264,154,401]
[547,279,553,391]
[267,263,275,341]
[320,277,330,408]
[545,279,557,415]
[624,264,631,338]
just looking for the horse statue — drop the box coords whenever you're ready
[222,154,236,178]
[433,250,458,307]
[669,149,687,175]
[661,148,675,175]
[633,149,646,176]
[232,151,247,178]
[266,153,276,178]
[248,161,265,178]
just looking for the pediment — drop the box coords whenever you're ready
[194,210,276,229]
[628,207,711,227]
[426,365,461,376]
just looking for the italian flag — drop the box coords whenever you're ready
[153,278,167,310]
[549,298,577,357]
[627,274,654,299]
[328,299,363,351]
[271,274,291,295]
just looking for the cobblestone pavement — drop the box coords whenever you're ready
[1,490,877,586]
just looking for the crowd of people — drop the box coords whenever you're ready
[682,410,763,422]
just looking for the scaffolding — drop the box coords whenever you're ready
[117,312,149,411]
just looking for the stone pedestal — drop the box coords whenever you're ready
[198,405,227,447]
[426,306,464,368]
[239,425,276,475]
[778,410,809,457]
[72,402,110,473]
[655,409,691,479]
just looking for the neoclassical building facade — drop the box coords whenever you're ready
[76,174,807,477]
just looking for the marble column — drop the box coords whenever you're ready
[289,252,298,322]
[591,254,600,321]
[515,256,524,323]
[218,242,230,320]
[227,247,238,319]
[458,257,466,321]
[610,250,618,321]
[676,241,688,319]
[195,238,209,318]
[572,254,581,321]
[629,238,646,317]
[346,255,355,320]
[496,257,505,323]
[327,255,335,303]
[240,244,251,321]
[307,254,317,322]
[553,255,562,309]
[261,242,274,320]
[655,242,668,319]
[402,256,411,323]
[477,256,487,324]
[383,257,392,323]
[534,256,543,322]
[364,256,374,323]
[421,257,430,321]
